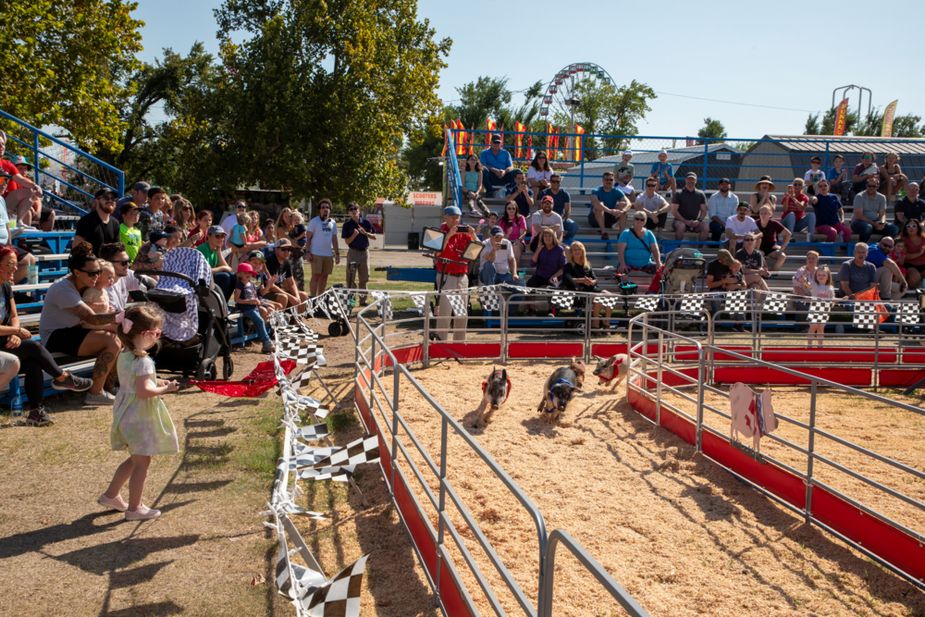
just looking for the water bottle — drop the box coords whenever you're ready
[10,381,23,417]
[27,262,39,285]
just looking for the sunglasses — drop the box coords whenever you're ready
[646,184,657,187]
[743,238,756,242]
[111,260,130,266]
[277,247,293,252]
[81,269,102,277]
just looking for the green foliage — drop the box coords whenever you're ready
[697,117,727,141]
[212,0,451,204]
[552,78,656,159]
[0,1,143,151]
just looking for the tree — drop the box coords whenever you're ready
[212,0,451,205]
[697,117,727,141]
[553,78,656,159]
[0,1,143,151]
[804,106,922,137]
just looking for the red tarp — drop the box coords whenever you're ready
[190,359,296,397]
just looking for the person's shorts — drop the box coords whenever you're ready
[40,207,54,224]
[0,350,18,374]
[311,255,334,276]
[45,324,93,357]
[588,211,620,229]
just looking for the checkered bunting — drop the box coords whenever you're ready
[723,290,749,314]
[679,294,705,318]
[592,294,621,309]
[371,291,393,321]
[447,291,468,316]
[282,388,329,419]
[275,521,326,603]
[278,343,321,367]
[550,290,575,310]
[303,554,368,617]
[634,295,660,312]
[477,287,501,311]
[409,293,426,312]
[808,300,832,324]
[296,422,330,442]
[309,435,379,470]
[896,303,920,325]
[762,292,789,315]
[298,466,355,482]
[289,445,339,469]
[276,501,328,521]
[853,302,881,329]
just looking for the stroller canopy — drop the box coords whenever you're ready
[155,248,214,342]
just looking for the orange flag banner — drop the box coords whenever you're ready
[833,98,849,136]
[573,124,585,162]
[881,99,898,137]
[514,121,525,158]
[486,119,497,144]
[454,119,466,156]
[854,287,889,323]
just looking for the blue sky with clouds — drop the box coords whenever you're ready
[135,0,923,138]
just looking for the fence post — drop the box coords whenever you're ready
[32,131,40,186]
[434,416,449,602]
[695,344,706,453]
[702,140,709,188]
[423,295,431,369]
[656,329,663,426]
[500,292,509,364]
[805,380,818,523]
[390,362,400,494]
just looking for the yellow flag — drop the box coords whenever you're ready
[881,100,898,137]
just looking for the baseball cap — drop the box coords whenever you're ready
[207,225,226,236]
[131,181,151,192]
[490,133,502,143]
[719,177,731,184]
[443,205,462,216]
[10,155,32,169]
[119,201,139,217]
[275,238,293,248]
[490,225,504,236]
[622,150,633,156]
[236,262,256,274]
[149,230,170,244]
[147,186,166,198]
[810,156,822,163]
[685,172,698,179]
[248,249,266,261]
[541,195,554,204]
[94,187,118,199]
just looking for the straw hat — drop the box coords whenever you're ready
[754,175,775,190]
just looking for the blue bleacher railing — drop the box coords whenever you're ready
[0,108,125,216]
[445,128,464,209]
[451,128,925,194]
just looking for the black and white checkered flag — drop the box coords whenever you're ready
[724,290,749,314]
[593,294,620,309]
[762,292,788,315]
[299,466,355,482]
[853,302,880,329]
[282,388,328,419]
[550,290,575,310]
[309,435,379,470]
[447,291,467,316]
[635,295,659,312]
[409,293,426,312]
[371,291,392,321]
[275,519,326,602]
[808,300,832,324]
[296,422,330,442]
[290,444,339,469]
[895,303,920,325]
[303,554,368,617]
[477,287,501,311]
[680,294,705,317]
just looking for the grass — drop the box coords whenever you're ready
[232,399,284,476]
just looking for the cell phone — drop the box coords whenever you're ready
[456,224,470,232]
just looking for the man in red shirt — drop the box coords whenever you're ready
[0,131,44,229]
[434,206,477,341]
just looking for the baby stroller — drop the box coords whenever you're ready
[136,247,234,380]
[659,247,706,295]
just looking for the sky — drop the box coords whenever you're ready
[134,0,924,139]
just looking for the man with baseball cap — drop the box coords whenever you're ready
[73,188,121,255]
[479,134,515,198]
[529,195,564,251]
[479,225,518,285]
[196,225,234,298]
[614,150,636,199]
[434,205,477,341]
[265,238,308,308]
[116,181,150,213]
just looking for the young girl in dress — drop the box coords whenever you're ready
[807,266,834,348]
[98,304,179,521]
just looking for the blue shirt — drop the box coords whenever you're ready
[650,161,673,178]
[617,228,657,268]
[866,244,889,268]
[592,186,627,209]
[479,147,513,172]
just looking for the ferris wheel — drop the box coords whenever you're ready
[539,62,617,125]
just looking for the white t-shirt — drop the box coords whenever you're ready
[526,168,553,184]
[220,213,238,247]
[307,216,337,257]
[724,214,759,239]
[480,238,513,274]
[634,192,668,214]
[530,210,563,236]
[109,271,142,312]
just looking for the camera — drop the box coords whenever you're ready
[456,224,470,232]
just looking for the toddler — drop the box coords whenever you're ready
[98,304,179,521]
[82,261,117,331]
[234,262,275,354]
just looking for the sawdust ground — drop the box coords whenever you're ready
[386,359,925,617]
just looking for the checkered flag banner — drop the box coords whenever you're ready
[895,302,920,325]
[593,294,620,309]
[371,291,393,321]
[762,292,788,315]
[303,554,368,617]
[680,294,705,317]
[477,286,501,311]
[309,434,379,470]
[279,343,320,367]
[635,295,659,312]
[296,422,330,442]
[299,466,355,482]
[724,290,749,314]
[282,388,329,419]
[808,300,832,324]
[290,444,339,469]
[409,292,426,312]
[853,301,880,329]
[446,290,467,316]
[550,290,575,310]
[275,520,326,604]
